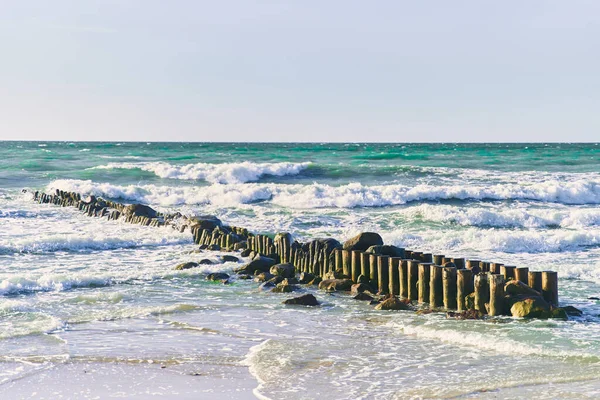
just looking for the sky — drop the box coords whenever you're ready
[1,1,599,142]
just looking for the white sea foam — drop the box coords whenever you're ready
[91,161,311,184]
[48,178,600,208]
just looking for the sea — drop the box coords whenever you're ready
[1,141,600,399]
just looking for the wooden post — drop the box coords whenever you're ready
[433,255,445,265]
[480,262,490,273]
[408,260,420,301]
[351,250,361,282]
[452,258,465,269]
[334,249,342,272]
[542,271,558,306]
[490,263,503,274]
[456,269,474,311]
[360,252,370,280]
[377,256,390,295]
[418,263,432,304]
[489,274,505,316]
[529,271,542,294]
[389,257,401,295]
[429,265,444,307]
[501,265,516,281]
[399,259,409,299]
[342,250,351,277]
[412,251,423,261]
[466,260,480,273]
[369,254,378,289]
[442,267,457,310]
[422,253,433,263]
[404,250,413,259]
[474,273,489,313]
[515,267,529,285]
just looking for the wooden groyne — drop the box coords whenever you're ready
[28,189,576,319]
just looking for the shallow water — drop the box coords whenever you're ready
[1,142,600,399]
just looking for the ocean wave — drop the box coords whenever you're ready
[91,161,311,184]
[0,275,113,296]
[48,178,600,208]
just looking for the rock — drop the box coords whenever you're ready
[206,272,230,281]
[234,255,277,275]
[174,262,199,270]
[357,275,370,285]
[240,249,253,257]
[465,292,476,310]
[446,310,484,320]
[365,245,405,258]
[318,279,354,292]
[505,280,541,297]
[550,307,568,320]
[198,259,214,265]
[343,232,384,252]
[237,274,252,280]
[232,241,247,251]
[267,276,285,285]
[271,279,296,293]
[207,244,221,251]
[588,297,600,300]
[562,305,583,317]
[374,296,410,311]
[270,263,295,278]
[353,292,374,301]
[198,244,208,250]
[187,215,222,231]
[298,272,315,284]
[510,297,552,318]
[221,255,240,263]
[283,294,320,306]
[323,269,348,280]
[254,272,275,283]
[123,204,158,219]
[369,300,381,306]
[307,277,322,285]
[351,283,372,295]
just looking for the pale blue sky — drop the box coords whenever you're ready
[1,1,599,142]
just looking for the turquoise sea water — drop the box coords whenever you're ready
[1,142,600,398]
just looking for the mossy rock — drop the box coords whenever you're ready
[174,262,199,270]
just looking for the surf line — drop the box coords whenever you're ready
[26,189,577,320]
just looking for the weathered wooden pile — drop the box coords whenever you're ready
[30,189,570,319]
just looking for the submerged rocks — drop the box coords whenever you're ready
[221,255,240,263]
[271,279,297,293]
[318,279,354,292]
[206,272,230,281]
[187,215,222,231]
[298,272,315,284]
[343,232,383,252]
[510,297,552,318]
[254,272,275,283]
[174,262,199,270]
[270,263,295,278]
[198,259,214,265]
[351,283,372,295]
[374,296,410,311]
[283,294,320,306]
[353,292,374,301]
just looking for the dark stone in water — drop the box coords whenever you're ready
[298,272,315,284]
[259,281,276,291]
[318,279,354,292]
[283,294,320,306]
[254,272,275,283]
[354,293,374,301]
[343,232,383,252]
[270,263,295,278]
[562,305,583,317]
[123,203,158,218]
[174,262,199,270]
[221,255,240,263]
[351,283,372,295]
[198,259,214,265]
[235,255,277,275]
[199,244,208,250]
[375,296,410,311]
[588,297,600,300]
[206,273,230,281]
[207,244,221,251]
[240,249,253,257]
[187,215,222,231]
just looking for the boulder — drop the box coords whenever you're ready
[207,244,221,251]
[198,259,214,265]
[357,275,370,285]
[234,255,277,275]
[271,279,296,293]
[270,263,295,278]
[237,274,252,280]
[206,272,230,281]
[446,310,484,320]
[259,281,276,291]
[505,280,541,297]
[283,294,320,306]
[298,272,315,284]
[221,255,240,263]
[123,204,157,218]
[374,296,410,311]
[233,241,247,251]
[351,283,372,295]
[254,272,275,283]
[318,279,354,292]
[267,276,285,285]
[174,262,199,270]
[187,215,222,231]
[510,297,552,318]
[464,292,476,310]
[240,249,253,257]
[307,277,322,286]
[353,292,374,301]
[365,245,405,258]
[343,232,384,252]
[562,305,583,317]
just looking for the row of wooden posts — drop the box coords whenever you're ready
[247,233,559,316]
